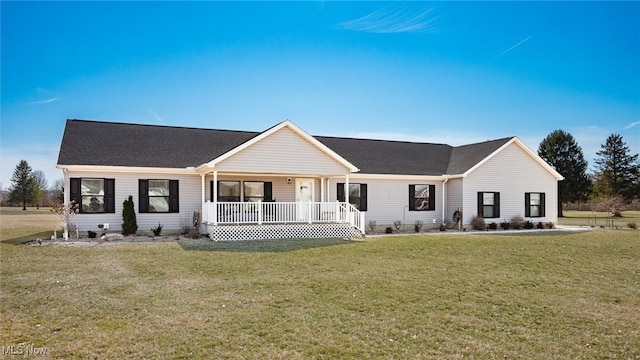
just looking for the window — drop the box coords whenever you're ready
[477,192,500,218]
[243,181,273,202]
[210,181,273,202]
[409,184,435,211]
[216,181,240,202]
[139,179,179,213]
[525,193,545,217]
[337,183,367,211]
[70,178,115,214]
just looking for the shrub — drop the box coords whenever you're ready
[537,222,545,229]
[151,223,163,237]
[87,230,97,238]
[500,221,510,230]
[385,227,393,234]
[471,216,485,231]
[489,222,498,230]
[546,222,555,229]
[393,220,402,231]
[121,195,138,236]
[524,221,535,229]
[628,222,637,229]
[439,223,446,232]
[368,221,377,232]
[510,215,525,230]
[414,220,423,233]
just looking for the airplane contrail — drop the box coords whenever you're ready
[500,35,532,56]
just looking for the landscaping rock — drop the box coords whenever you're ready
[102,233,125,242]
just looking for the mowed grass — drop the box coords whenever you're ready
[1,231,639,359]
[559,210,640,228]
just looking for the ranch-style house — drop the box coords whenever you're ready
[57,119,563,240]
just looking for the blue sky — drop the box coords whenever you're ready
[1,1,638,188]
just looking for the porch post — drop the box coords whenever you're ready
[201,174,205,203]
[213,170,218,225]
[320,177,325,202]
[345,175,349,206]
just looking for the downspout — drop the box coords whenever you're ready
[63,168,69,241]
[442,177,449,224]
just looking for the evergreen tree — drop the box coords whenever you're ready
[8,160,40,210]
[538,130,591,217]
[121,195,138,235]
[593,134,640,203]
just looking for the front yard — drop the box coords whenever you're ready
[1,229,638,359]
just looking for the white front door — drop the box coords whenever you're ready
[295,178,314,221]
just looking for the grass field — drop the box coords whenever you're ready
[1,229,639,358]
[558,210,640,228]
[0,207,61,243]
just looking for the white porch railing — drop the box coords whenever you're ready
[202,201,365,233]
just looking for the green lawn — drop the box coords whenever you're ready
[1,231,638,359]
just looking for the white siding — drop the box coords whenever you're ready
[66,171,202,233]
[328,177,445,229]
[462,142,558,224]
[445,178,463,223]
[215,127,349,175]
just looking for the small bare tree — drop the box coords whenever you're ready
[51,200,79,240]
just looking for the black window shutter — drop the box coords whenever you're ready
[428,185,436,211]
[359,184,367,211]
[105,179,115,213]
[409,185,416,211]
[337,183,345,202]
[540,193,546,217]
[169,180,179,213]
[477,192,483,217]
[70,178,81,208]
[139,180,149,213]
[494,192,500,218]
[264,182,273,201]
[210,181,214,202]
[524,193,531,217]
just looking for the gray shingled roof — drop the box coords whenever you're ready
[57,119,513,175]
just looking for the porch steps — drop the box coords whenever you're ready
[207,223,364,241]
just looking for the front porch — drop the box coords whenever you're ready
[202,201,365,241]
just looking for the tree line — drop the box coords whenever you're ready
[538,131,639,216]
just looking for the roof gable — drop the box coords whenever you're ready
[451,137,563,180]
[206,120,359,172]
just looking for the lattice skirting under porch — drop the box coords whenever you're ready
[206,223,364,241]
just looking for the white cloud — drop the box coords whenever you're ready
[25,97,59,105]
[147,108,165,125]
[338,4,439,34]
[623,121,640,130]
